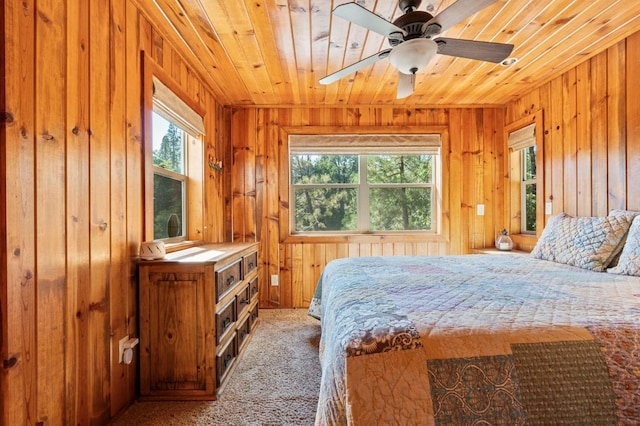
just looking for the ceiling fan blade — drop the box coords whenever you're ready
[333,3,406,40]
[435,38,514,63]
[422,0,497,36]
[319,49,392,85]
[396,72,415,99]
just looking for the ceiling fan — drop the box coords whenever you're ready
[319,0,514,98]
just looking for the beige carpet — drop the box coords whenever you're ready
[112,309,321,425]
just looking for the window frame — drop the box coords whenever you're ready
[519,146,537,234]
[284,128,448,240]
[290,153,438,233]
[142,54,206,247]
[151,112,188,242]
[505,111,545,242]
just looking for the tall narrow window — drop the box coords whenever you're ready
[152,112,187,240]
[509,124,536,234]
[289,134,441,234]
[147,73,205,243]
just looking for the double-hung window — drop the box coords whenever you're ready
[289,134,441,234]
[508,123,537,234]
[152,112,187,240]
[149,75,205,242]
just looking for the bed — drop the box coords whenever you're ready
[309,211,640,425]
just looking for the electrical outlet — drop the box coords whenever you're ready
[271,274,279,286]
[118,335,129,364]
[545,201,553,215]
[477,204,485,216]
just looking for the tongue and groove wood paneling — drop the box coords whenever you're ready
[2,1,225,425]
[229,106,507,308]
[4,1,640,425]
[506,33,640,220]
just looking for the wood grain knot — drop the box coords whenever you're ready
[1,112,14,123]
[3,356,18,369]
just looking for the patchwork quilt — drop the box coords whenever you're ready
[309,255,640,426]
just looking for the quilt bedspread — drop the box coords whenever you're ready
[309,254,640,426]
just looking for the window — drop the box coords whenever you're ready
[152,112,187,240]
[521,145,537,233]
[289,134,440,234]
[143,63,206,244]
[509,123,537,234]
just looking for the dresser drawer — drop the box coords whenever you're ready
[236,315,251,352]
[216,260,242,302]
[249,303,259,331]
[243,251,258,277]
[249,276,259,301]
[216,334,237,388]
[216,299,236,344]
[235,284,251,319]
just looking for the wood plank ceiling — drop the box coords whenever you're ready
[140,0,640,106]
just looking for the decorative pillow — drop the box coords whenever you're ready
[608,214,640,276]
[530,212,634,271]
[607,209,640,267]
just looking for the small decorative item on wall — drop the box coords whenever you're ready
[495,229,514,251]
[208,154,223,173]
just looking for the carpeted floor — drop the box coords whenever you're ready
[112,309,321,425]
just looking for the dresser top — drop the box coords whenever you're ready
[139,242,258,265]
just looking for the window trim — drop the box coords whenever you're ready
[520,147,537,234]
[151,113,188,242]
[281,126,449,242]
[505,111,545,240]
[289,153,438,233]
[142,54,206,247]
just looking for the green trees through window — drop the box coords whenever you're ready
[522,145,536,233]
[291,153,434,233]
[153,112,186,240]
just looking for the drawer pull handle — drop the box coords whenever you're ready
[251,287,258,295]
[248,262,254,270]
[239,297,250,305]
[223,354,233,368]
[222,317,232,330]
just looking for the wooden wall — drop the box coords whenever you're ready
[230,29,640,311]
[506,31,640,218]
[229,107,507,308]
[1,1,225,425]
[3,0,640,423]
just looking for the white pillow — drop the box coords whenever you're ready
[608,214,640,276]
[531,212,634,271]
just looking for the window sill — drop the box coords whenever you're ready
[164,240,204,254]
[284,233,446,244]
[509,234,537,252]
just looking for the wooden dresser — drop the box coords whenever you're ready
[138,242,259,400]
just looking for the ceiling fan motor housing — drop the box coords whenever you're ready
[390,11,433,46]
[399,0,422,13]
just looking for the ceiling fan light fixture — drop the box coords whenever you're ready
[389,38,438,74]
